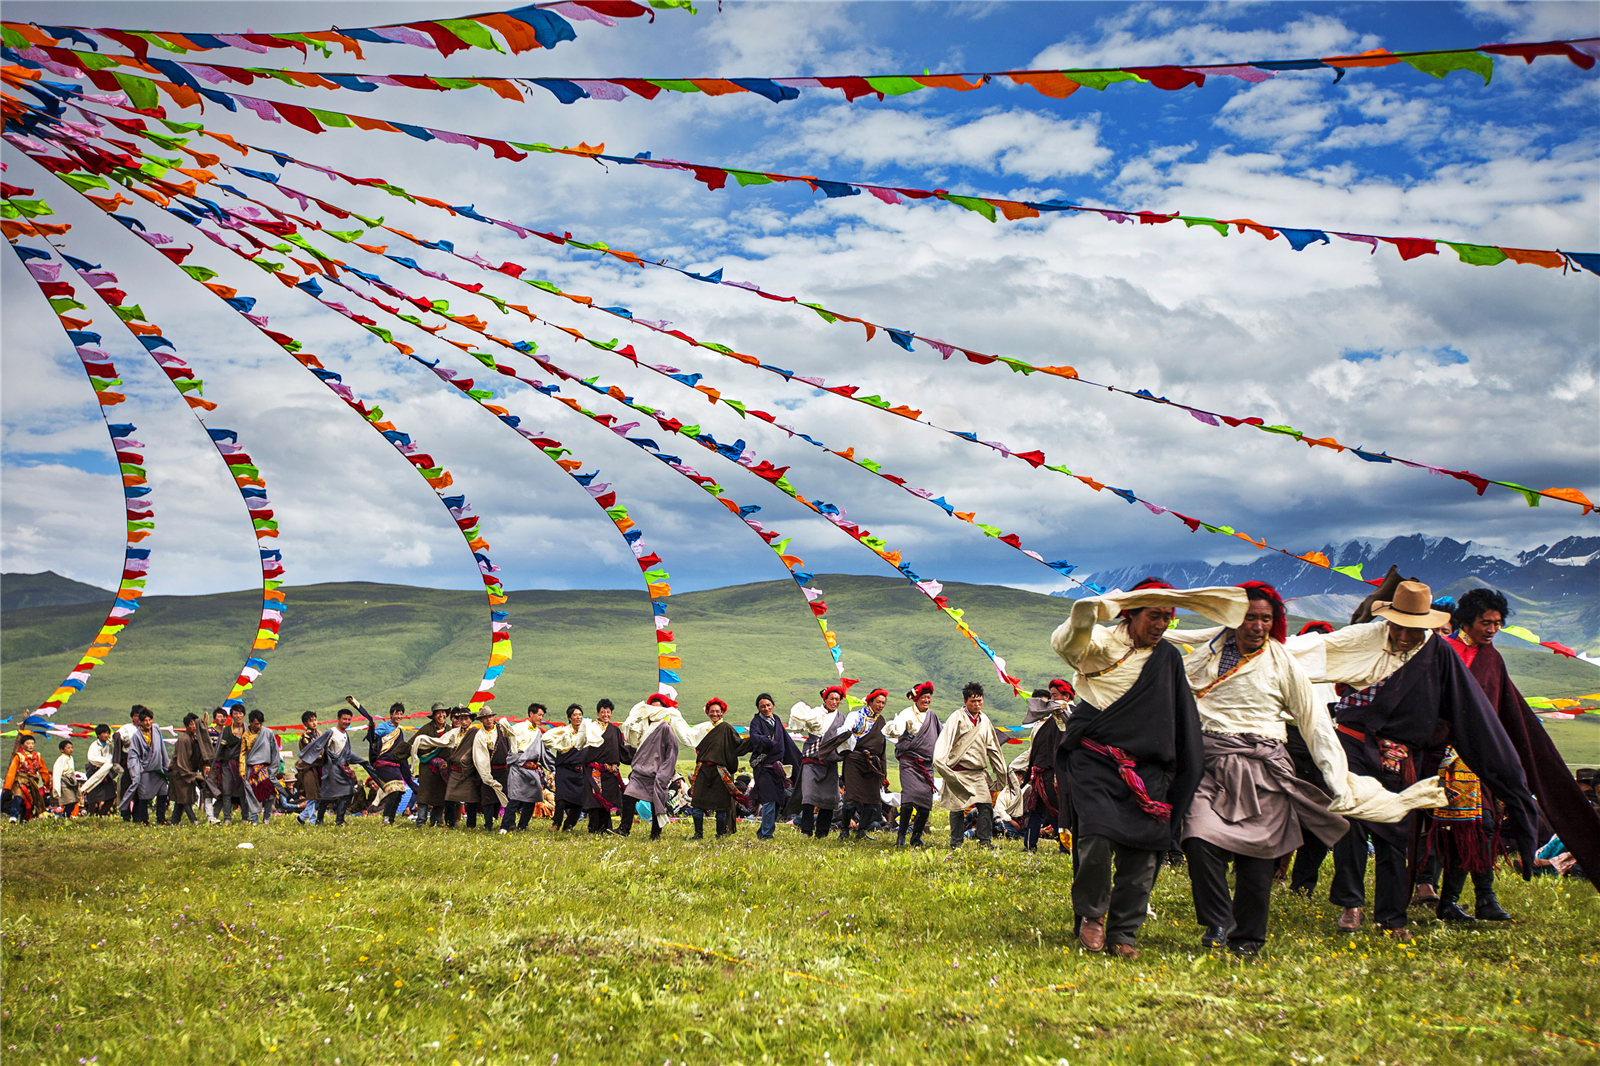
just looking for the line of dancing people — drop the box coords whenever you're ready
[8,574,1596,961]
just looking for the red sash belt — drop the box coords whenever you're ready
[1336,724,1366,742]
[1080,738,1171,822]
[587,762,621,812]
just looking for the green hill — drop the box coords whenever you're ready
[1,571,114,612]
[3,576,1595,765]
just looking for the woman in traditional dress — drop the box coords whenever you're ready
[837,689,889,840]
[5,734,51,822]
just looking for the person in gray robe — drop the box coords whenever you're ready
[790,685,852,838]
[120,708,169,824]
[295,706,371,826]
[884,682,941,848]
[213,707,248,824]
[623,695,692,840]
[502,704,552,832]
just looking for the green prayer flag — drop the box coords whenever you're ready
[1490,481,1541,507]
[181,265,218,282]
[112,73,160,112]
[49,297,87,314]
[1444,242,1508,266]
[309,109,354,129]
[730,171,775,187]
[800,302,839,324]
[1182,216,1231,236]
[942,194,998,222]
[1064,70,1145,91]
[437,18,505,53]
[863,76,925,96]
[860,458,881,473]
[59,173,111,193]
[648,80,703,94]
[1404,50,1493,85]
[1331,564,1365,580]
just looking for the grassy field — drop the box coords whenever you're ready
[1,817,1597,1066]
[5,577,1598,762]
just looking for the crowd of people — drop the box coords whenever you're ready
[6,575,1597,959]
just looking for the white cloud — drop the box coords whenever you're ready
[1030,11,1379,68]
[786,106,1111,180]
[1214,78,1338,148]
[1464,1,1600,40]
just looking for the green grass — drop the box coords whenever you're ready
[6,576,1596,764]
[2,818,1597,1065]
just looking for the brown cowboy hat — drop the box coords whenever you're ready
[1371,580,1453,629]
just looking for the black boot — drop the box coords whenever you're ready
[1473,872,1512,921]
[1437,868,1477,923]
[1200,926,1231,949]
[692,814,704,839]
[910,805,929,848]
[896,815,908,847]
[950,811,964,849]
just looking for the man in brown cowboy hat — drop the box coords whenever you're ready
[1286,578,1539,941]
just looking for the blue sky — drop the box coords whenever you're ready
[3,0,1597,603]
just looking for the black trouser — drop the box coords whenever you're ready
[897,803,930,844]
[837,801,873,837]
[951,805,993,847]
[691,809,729,837]
[1331,820,1408,929]
[798,804,833,838]
[1284,724,1331,894]
[171,802,198,825]
[130,797,151,824]
[380,792,403,823]
[587,804,634,835]
[1441,866,1496,905]
[503,800,538,831]
[555,801,583,831]
[1184,838,1275,948]
[1072,834,1160,947]
[322,796,352,826]
[1024,808,1068,852]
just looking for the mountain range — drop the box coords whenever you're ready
[1060,534,1600,653]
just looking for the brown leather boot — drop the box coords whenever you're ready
[1337,907,1364,933]
[1078,917,1106,952]
[1112,943,1140,959]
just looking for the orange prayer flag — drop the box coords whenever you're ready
[469,78,525,102]
[1301,436,1344,452]
[1501,247,1564,269]
[690,79,748,96]
[349,114,399,133]
[1036,365,1079,379]
[1299,551,1330,567]
[1005,71,1081,98]
[354,242,388,254]
[473,12,546,53]
[1541,487,1594,514]
[998,201,1041,221]
[203,130,248,154]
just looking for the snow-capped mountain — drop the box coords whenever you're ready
[1055,535,1600,649]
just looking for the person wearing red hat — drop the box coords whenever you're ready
[1163,583,1368,957]
[1050,580,1241,957]
[580,699,636,835]
[789,686,852,838]
[837,688,890,840]
[884,682,940,847]
[688,697,752,838]
[622,694,693,840]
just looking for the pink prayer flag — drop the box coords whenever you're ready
[1204,65,1274,82]
[237,96,282,123]
[213,34,271,53]
[868,187,902,205]
[574,80,630,100]
[1335,233,1379,253]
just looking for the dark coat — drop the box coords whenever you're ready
[1060,640,1203,851]
[748,713,800,805]
[580,724,634,811]
[841,716,887,805]
[690,721,752,812]
[1334,636,1537,867]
